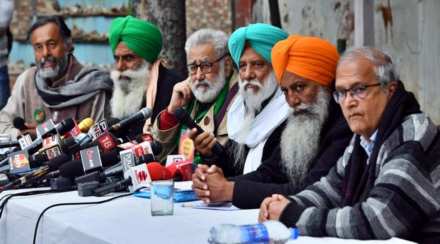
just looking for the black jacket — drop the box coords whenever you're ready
[232,99,353,209]
[114,65,183,140]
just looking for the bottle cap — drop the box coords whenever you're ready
[290,228,299,239]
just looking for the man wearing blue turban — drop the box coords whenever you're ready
[192,25,351,213]
[191,23,291,197]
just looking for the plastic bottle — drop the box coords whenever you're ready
[208,220,299,244]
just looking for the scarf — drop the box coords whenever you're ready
[35,55,113,109]
[342,81,421,205]
[227,88,290,173]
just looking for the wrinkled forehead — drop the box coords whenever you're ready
[187,43,216,63]
[280,71,318,88]
[335,57,376,89]
[239,46,265,63]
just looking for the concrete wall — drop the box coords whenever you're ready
[276,0,440,123]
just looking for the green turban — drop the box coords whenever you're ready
[228,23,288,67]
[108,16,162,63]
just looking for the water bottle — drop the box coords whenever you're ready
[208,220,299,244]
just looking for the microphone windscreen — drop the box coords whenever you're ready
[147,162,172,180]
[78,118,94,133]
[58,118,75,135]
[46,153,73,171]
[58,159,84,179]
[13,117,27,130]
[150,141,162,156]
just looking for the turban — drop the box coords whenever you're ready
[108,16,162,63]
[271,35,339,87]
[228,23,288,67]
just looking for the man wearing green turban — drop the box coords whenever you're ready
[108,16,183,139]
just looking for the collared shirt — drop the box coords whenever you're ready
[360,130,378,161]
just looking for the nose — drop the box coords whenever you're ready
[116,58,126,72]
[241,64,255,81]
[286,90,301,108]
[42,45,51,58]
[341,92,358,109]
[194,67,205,81]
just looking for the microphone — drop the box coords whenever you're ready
[13,117,27,130]
[58,149,121,179]
[173,108,225,156]
[55,118,76,136]
[147,162,172,181]
[0,140,20,149]
[78,118,94,133]
[110,108,152,133]
[0,153,74,190]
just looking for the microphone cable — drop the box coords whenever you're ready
[32,187,146,244]
[0,189,71,219]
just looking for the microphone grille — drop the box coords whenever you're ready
[140,108,152,119]
[78,118,94,133]
[12,117,26,130]
[174,108,189,122]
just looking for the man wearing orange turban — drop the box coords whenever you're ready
[271,35,340,87]
[191,34,352,209]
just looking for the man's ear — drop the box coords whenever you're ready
[387,81,398,97]
[224,56,233,76]
[65,38,74,53]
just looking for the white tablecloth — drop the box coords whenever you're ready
[0,188,415,244]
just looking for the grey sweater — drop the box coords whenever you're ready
[280,113,440,242]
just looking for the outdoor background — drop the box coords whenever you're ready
[7,0,440,123]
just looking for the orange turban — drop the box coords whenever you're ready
[271,35,339,87]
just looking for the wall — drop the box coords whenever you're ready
[276,0,440,123]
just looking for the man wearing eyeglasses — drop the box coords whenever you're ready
[192,34,352,208]
[108,16,182,139]
[259,47,440,243]
[152,28,237,162]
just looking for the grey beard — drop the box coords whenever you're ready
[37,54,69,79]
[110,62,150,119]
[280,88,330,187]
[191,60,226,103]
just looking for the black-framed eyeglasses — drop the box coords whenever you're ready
[333,83,382,104]
[187,53,227,75]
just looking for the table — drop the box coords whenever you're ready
[0,188,415,244]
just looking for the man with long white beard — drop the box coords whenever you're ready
[0,16,112,138]
[189,23,289,178]
[152,28,237,162]
[192,35,352,209]
[108,16,182,138]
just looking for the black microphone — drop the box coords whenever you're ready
[110,108,152,133]
[0,140,20,149]
[173,107,225,156]
[56,118,76,135]
[58,149,121,179]
[13,117,27,130]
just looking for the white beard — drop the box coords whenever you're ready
[231,112,255,166]
[190,61,226,103]
[110,62,150,119]
[239,71,278,115]
[232,71,278,167]
[280,87,330,187]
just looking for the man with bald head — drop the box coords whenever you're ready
[259,47,440,243]
[192,34,352,208]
